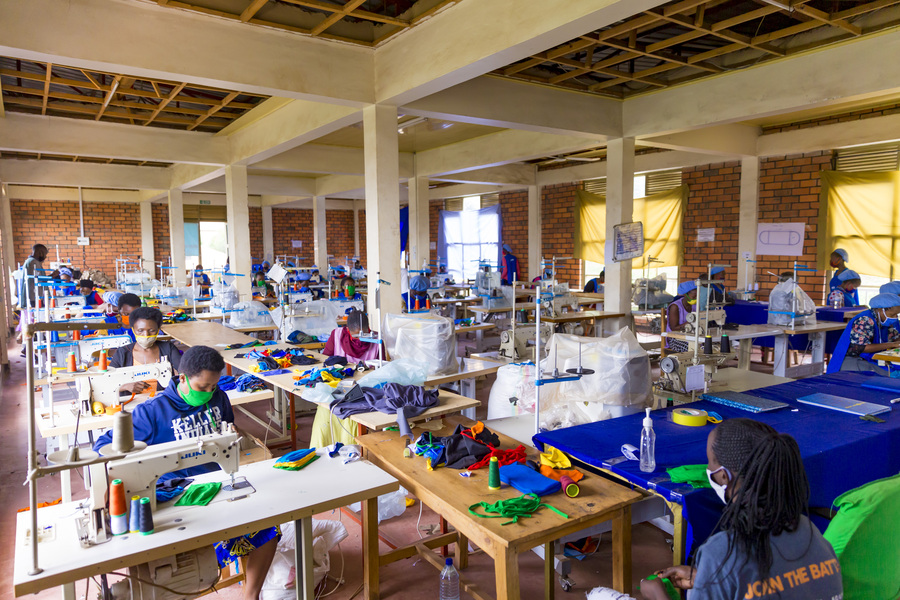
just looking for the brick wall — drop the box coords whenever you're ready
[151,203,170,280]
[541,183,581,286]
[326,209,357,265]
[358,210,367,267]
[11,200,141,277]
[761,103,900,134]
[680,162,741,289]
[249,207,264,263]
[755,152,830,302]
[271,208,313,263]
[499,189,530,279]
[429,200,442,265]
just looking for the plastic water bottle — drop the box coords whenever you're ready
[440,558,459,600]
[640,408,656,473]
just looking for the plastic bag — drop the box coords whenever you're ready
[487,362,537,420]
[768,280,816,326]
[260,519,349,599]
[228,301,274,328]
[348,486,409,523]
[357,357,428,388]
[381,313,457,375]
[280,299,364,340]
[300,382,338,404]
[211,281,239,310]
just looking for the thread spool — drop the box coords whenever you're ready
[111,411,136,453]
[138,497,154,535]
[67,351,77,372]
[110,479,127,517]
[99,349,108,371]
[50,298,56,308]
[73,329,81,341]
[51,331,60,343]
[704,335,713,355]
[129,496,141,533]
[488,456,501,490]
[415,298,421,310]
[560,475,580,498]
[426,298,431,309]
[720,334,731,353]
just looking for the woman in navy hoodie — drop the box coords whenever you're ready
[93,345,277,599]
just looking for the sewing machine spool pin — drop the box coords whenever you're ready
[566,341,595,376]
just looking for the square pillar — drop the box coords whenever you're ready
[407,172,430,271]
[313,196,328,270]
[737,157,759,290]
[167,188,186,287]
[604,138,636,318]
[353,202,361,258]
[262,205,274,263]
[225,165,252,299]
[139,201,154,276]
[363,104,402,317]
[528,184,541,281]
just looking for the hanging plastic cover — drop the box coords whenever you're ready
[211,281,239,310]
[228,300,274,328]
[381,312,458,375]
[767,280,816,326]
[487,362,537,420]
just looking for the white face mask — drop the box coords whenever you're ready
[707,466,731,504]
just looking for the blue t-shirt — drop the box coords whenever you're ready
[93,379,234,481]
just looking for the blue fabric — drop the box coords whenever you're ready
[534,371,900,558]
[93,379,234,482]
[710,266,724,276]
[499,463,561,496]
[215,526,281,568]
[677,281,696,295]
[400,205,408,252]
[870,293,900,309]
[880,281,900,295]
[724,300,844,353]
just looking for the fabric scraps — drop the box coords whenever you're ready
[666,464,712,489]
[174,482,222,507]
[294,366,355,387]
[235,374,266,392]
[467,445,527,471]
[540,445,572,469]
[156,476,194,503]
[468,493,569,525]
[539,466,584,483]
[273,448,319,471]
[287,330,319,345]
[217,375,237,392]
[499,463,561,496]
[161,309,195,324]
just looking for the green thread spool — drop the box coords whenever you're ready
[488,456,501,490]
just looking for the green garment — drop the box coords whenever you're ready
[174,482,222,507]
[666,464,711,489]
[641,574,680,600]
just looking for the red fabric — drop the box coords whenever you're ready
[467,444,527,471]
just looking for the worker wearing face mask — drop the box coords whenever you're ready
[828,248,859,306]
[827,269,862,308]
[109,307,182,395]
[665,281,698,353]
[827,292,900,374]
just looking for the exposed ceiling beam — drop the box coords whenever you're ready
[144,82,187,126]
[40,62,52,115]
[188,90,239,131]
[640,123,761,156]
[0,158,170,189]
[757,112,900,157]
[310,0,367,36]
[95,75,122,120]
[239,0,269,22]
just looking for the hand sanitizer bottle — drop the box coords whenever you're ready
[640,408,656,473]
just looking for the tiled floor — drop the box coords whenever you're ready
[2,330,736,599]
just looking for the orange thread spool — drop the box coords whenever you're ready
[109,479,127,517]
[415,298,421,310]
[50,298,56,308]
[73,330,81,341]
[99,349,108,371]
[426,298,431,309]
[66,351,77,373]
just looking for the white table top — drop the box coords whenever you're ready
[663,324,782,342]
[14,456,398,596]
[778,321,848,335]
[425,357,504,387]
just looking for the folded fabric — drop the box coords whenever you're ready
[499,463,561,496]
[540,446,572,469]
[217,375,237,392]
[287,330,318,345]
[157,476,194,491]
[468,445,527,471]
[273,448,320,471]
[174,482,222,506]
[156,486,187,503]
[666,464,711,489]
[539,466,584,483]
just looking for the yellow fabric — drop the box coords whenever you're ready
[540,445,572,469]
[819,171,900,278]
[309,404,360,450]
[574,185,688,268]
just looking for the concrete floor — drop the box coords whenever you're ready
[2,330,714,600]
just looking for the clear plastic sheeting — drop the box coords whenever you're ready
[349,486,410,523]
[632,275,674,308]
[211,281,239,310]
[356,357,429,388]
[260,519,349,599]
[275,299,364,339]
[381,313,458,376]
[486,362,537,420]
[538,329,652,430]
[227,301,274,328]
[768,280,817,326]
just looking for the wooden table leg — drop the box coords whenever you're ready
[671,503,685,566]
[362,497,380,600]
[544,541,555,600]
[494,546,520,600]
[440,517,449,557]
[611,504,632,595]
[456,532,469,570]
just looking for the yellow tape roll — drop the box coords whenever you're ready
[672,407,708,427]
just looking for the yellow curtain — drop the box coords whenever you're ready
[819,171,900,278]
[574,184,687,269]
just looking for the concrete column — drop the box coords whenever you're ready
[0,182,15,344]
[353,202,361,258]
[737,157,760,290]
[407,171,430,270]
[604,138,636,320]
[528,183,541,281]
[225,165,252,299]
[139,201,154,276]
[167,188,186,287]
[312,195,328,270]
[363,104,402,318]
[261,205,274,263]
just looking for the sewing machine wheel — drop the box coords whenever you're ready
[565,367,594,376]
[660,356,678,374]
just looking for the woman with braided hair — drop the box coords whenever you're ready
[640,418,842,600]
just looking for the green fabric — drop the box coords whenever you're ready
[824,473,900,600]
[174,482,222,507]
[468,493,569,526]
[642,574,680,600]
[666,464,711,489]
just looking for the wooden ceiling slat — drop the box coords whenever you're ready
[4,96,230,127]
[240,0,270,22]
[144,82,188,126]
[710,6,778,31]
[188,90,239,131]
[832,0,900,20]
[546,56,669,87]
[277,0,409,27]
[751,19,820,44]
[95,75,122,120]
[310,0,367,36]
[41,63,52,115]
[790,4,861,36]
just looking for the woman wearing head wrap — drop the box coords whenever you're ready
[402,275,430,311]
[827,292,900,374]
[828,248,859,305]
[666,281,698,353]
[827,269,862,308]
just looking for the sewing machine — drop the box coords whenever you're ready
[499,323,552,361]
[656,349,734,395]
[682,308,727,336]
[475,270,507,309]
[83,424,241,546]
[538,281,578,317]
[75,360,173,415]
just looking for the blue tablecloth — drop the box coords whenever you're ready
[533,371,900,558]
[723,300,845,353]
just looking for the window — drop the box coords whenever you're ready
[438,200,501,284]
[834,143,900,172]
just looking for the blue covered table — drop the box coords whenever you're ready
[533,372,900,563]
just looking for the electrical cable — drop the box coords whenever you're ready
[108,569,221,596]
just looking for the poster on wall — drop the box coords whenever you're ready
[613,222,644,261]
[292,240,303,249]
[756,223,805,256]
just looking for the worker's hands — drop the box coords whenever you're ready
[122,381,151,395]
[655,565,695,589]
